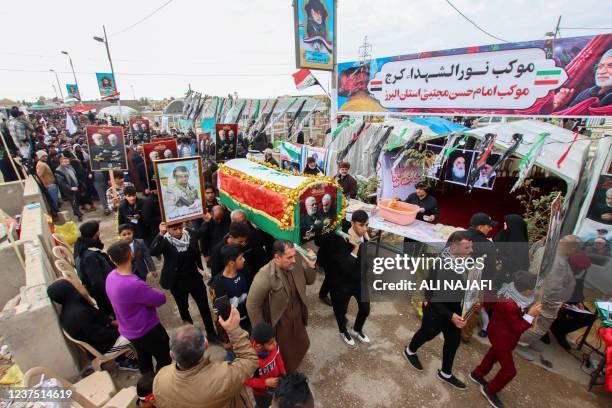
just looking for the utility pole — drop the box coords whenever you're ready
[94,25,123,123]
[52,84,58,100]
[49,69,64,102]
[61,51,82,104]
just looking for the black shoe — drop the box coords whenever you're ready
[478,329,487,338]
[437,370,466,390]
[552,331,571,350]
[480,384,504,408]
[403,347,423,371]
[319,295,332,306]
[541,333,551,345]
[469,371,488,387]
[117,359,139,371]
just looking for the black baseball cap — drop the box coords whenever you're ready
[470,212,498,227]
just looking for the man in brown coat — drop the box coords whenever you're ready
[153,307,258,408]
[247,240,317,373]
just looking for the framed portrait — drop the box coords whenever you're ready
[215,123,238,162]
[299,183,338,241]
[444,149,475,186]
[198,132,215,160]
[294,0,336,71]
[129,118,151,141]
[143,139,178,189]
[85,125,127,171]
[425,143,443,179]
[473,153,501,190]
[155,157,205,224]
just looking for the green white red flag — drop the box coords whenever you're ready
[292,69,318,91]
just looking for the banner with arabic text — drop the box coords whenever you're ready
[338,34,611,117]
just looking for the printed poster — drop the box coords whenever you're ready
[294,0,336,71]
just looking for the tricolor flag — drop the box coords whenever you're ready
[534,69,562,85]
[292,69,318,91]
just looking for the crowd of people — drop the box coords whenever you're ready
[0,105,602,408]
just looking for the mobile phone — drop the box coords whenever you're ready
[214,295,231,321]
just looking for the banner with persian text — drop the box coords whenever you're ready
[337,34,612,117]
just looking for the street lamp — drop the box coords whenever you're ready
[51,84,58,100]
[49,69,64,102]
[93,25,122,122]
[60,50,82,103]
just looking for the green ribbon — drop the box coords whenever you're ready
[444,134,469,157]
[331,118,356,140]
[385,128,408,152]
[518,132,547,169]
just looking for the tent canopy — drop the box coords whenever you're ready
[381,117,469,150]
[72,105,96,113]
[98,105,138,120]
[420,120,590,194]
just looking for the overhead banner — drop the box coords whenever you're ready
[66,84,80,100]
[294,0,336,71]
[96,72,119,100]
[338,34,612,117]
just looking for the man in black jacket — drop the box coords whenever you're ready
[208,221,251,278]
[149,221,220,343]
[463,212,498,342]
[198,205,230,262]
[141,191,162,246]
[404,230,475,390]
[55,155,84,221]
[321,210,371,347]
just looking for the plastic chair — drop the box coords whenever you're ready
[24,366,116,407]
[53,245,76,267]
[52,232,74,254]
[55,259,79,280]
[61,329,132,372]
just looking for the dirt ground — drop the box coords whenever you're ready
[79,204,612,408]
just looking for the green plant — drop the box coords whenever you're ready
[515,179,562,242]
[355,175,379,203]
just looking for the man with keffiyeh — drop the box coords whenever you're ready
[150,220,221,344]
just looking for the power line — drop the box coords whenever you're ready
[0,67,294,77]
[110,0,174,37]
[559,27,612,30]
[444,0,509,43]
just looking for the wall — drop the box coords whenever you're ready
[0,242,25,309]
[0,180,25,216]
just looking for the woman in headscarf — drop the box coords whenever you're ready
[494,214,530,284]
[73,220,114,317]
[47,279,138,370]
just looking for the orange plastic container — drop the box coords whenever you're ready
[377,199,420,225]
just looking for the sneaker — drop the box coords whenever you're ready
[469,371,488,387]
[117,359,139,371]
[436,370,466,390]
[478,329,487,338]
[480,384,504,408]
[403,347,423,371]
[350,328,370,344]
[340,331,356,347]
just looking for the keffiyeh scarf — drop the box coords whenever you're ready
[164,230,190,252]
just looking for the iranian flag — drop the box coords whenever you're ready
[292,69,318,91]
[534,69,562,85]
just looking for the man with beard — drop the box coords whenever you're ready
[90,132,111,170]
[474,159,497,189]
[108,133,126,169]
[301,196,322,240]
[336,162,357,199]
[447,155,468,184]
[318,194,335,228]
[587,187,612,224]
[553,49,612,110]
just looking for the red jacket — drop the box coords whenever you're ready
[244,340,286,397]
[486,300,533,351]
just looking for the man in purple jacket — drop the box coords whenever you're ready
[106,241,171,373]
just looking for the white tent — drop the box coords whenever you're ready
[465,120,591,195]
[98,105,138,121]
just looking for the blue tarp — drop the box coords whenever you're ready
[408,117,470,134]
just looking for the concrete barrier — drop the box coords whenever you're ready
[0,239,80,380]
[0,241,25,309]
[0,180,26,217]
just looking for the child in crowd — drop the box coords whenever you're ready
[469,270,542,408]
[118,223,157,281]
[245,323,286,408]
[136,372,157,407]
